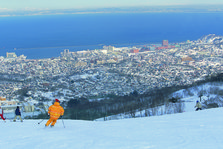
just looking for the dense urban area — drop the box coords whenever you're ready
[0,34,223,119]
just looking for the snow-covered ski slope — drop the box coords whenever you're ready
[1,107,223,149]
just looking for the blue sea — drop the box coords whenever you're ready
[0,13,223,59]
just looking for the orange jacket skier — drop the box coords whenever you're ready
[45,99,64,127]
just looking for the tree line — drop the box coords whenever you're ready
[63,86,184,120]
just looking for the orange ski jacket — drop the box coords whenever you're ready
[48,102,64,119]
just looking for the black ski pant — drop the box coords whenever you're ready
[196,108,202,111]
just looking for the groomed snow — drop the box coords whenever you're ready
[1,107,223,149]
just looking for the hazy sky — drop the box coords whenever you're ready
[1,0,223,11]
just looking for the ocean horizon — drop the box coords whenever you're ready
[0,12,223,59]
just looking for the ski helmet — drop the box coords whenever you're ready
[55,99,60,103]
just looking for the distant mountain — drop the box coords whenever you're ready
[1,5,223,17]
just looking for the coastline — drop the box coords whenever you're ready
[1,10,223,18]
[1,12,223,59]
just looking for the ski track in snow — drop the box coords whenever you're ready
[1,108,223,149]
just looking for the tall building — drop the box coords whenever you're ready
[6,52,17,58]
[61,49,70,57]
[103,45,114,51]
[131,49,139,53]
[162,40,168,47]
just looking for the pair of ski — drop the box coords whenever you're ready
[38,119,65,128]
[9,120,23,122]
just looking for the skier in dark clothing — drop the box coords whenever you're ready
[13,106,23,122]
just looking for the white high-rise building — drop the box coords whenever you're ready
[6,52,17,58]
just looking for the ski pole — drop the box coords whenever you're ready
[61,118,65,128]
[38,119,44,124]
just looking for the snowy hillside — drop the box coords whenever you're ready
[98,82,223,121]
[1,107,223,149]
[199,34,223,44]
